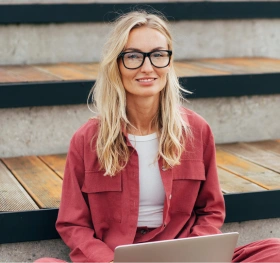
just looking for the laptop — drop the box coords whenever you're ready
[114,232,239,262]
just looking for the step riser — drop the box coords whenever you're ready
[222,218,280,247]
[1,19,280,65]
[1,94,279,158]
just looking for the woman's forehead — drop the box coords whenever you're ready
[124,27,169,51]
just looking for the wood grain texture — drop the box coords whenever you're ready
[38,154,67,179]
[187,59,245,74]
[0,161,39,211]
[174,61,229,77]
[217,167,266,194]
[0,68,21,83]
[35,64,94,80]
[189,57,280,75]
[0,57,280,84]
[0,65,60,82]
[62,63,99,79]
[1,156,62,208]
[244,140,280,156]
[219,143,280,174]
[1,139,280,211]
[216,148,280,190]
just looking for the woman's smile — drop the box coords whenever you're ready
[136,77,157,85]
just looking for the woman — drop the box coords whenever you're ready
[36,11,280,263]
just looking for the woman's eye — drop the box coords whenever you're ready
[127,53,141,59]
[152,52,163,58]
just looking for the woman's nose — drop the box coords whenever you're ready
[140,57,154,72]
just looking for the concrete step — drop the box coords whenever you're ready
[1,1,280,65]
[1,94,280,158]
[1,58,280,157]
[1,19,280,65]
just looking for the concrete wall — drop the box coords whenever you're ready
[1,94,279,158]
[1,19,280,65]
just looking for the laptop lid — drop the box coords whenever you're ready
[114,232,239,262]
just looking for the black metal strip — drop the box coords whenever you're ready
[224,190,280,223]
[0,81,94,108]
[1,190,280,243]
[180,73,280,99]
[0,209,59,244]
[1,2,280,24]
[1,73,280,108]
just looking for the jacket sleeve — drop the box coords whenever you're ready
[189,128,225,237]
[56,136,114,263]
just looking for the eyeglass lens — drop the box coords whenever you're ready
[122,51,171,69]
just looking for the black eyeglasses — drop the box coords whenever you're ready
[118,50,172,69]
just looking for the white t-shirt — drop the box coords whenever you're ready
[128,133,165,228]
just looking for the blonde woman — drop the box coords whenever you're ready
[35,11,280,263]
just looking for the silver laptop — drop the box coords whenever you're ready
[114,232,239,262]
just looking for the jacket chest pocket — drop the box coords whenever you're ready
[82,171,122,223]
[170,160,205,213]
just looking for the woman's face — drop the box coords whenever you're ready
[119,26,170,100]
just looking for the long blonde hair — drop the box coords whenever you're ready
[89,10,191,176]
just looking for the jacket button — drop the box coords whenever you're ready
[162,166,167,171]
[169,194,172,200]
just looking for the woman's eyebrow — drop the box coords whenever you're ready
[124,47,166,52]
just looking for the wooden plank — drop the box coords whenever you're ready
[0,161,39,211]
[216,148,280,190]
[38,154,67,179]
[35,64,94,80]
[0,68,22,83]
[221,57,280,72]
[1,156,62,208]
[0,65,60,82]
[1,58,280,85]
[187,59,247,75]
[217,167,266,194]
[174,61,229,77]
[62,63,99,79]
[244,140,280,156]
[196,58,260,74]
[196,57,280,75]
[219,143,280,174]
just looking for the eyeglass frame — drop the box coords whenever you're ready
[118,50,172,70]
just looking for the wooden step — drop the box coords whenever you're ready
[0,161,38,211]
[218,142,280,174]
[1,57,280,108]
[216,148,280,190]
[1,156,63,209]
[1,139,280,212]
[1,58,280,84]
[38,154,67,179]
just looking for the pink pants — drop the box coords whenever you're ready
[34,238,280,263]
